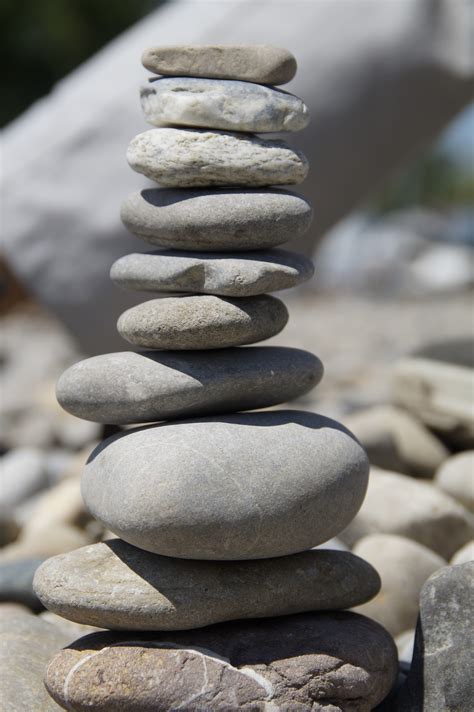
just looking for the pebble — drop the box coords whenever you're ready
[0,611,73,712]
[397,563,473,711]
[0,447,48,510]
[450,539,474,565]
[34,539,380,630]
[339,467,474,559]
[141,77,309,133]
[81,411,369,560]
[435,450,474,511]
[25,477,90,534]
[0,557,45,610]
[127,128,308,187]
[57,346,322,424]
[110,248,314,296]
[352,534,445,637]
[121,188,313,252]
[44,612,397,711]
[141,44,297,85]
[345,404,448,478]
[117,294,289,350]
[0,523,92,563]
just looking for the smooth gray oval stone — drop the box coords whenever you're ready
[126,128,309,187]
[56,347,323,424]
[34,540,380,630]
[120,188,313,252]
[81,411,370,560]
[110,248,314,296]
[44,613,398,712]
[141,77,309,133]
[117,295,288,350]
[142,45,297,85]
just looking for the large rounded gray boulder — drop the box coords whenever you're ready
[56,347,323,424]
[81,410,370,560]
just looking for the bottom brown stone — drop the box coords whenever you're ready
[45,612,398,711]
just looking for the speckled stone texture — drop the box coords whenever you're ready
[44,612,398,711]
[81,411,370,560]
[34,540,380,630]
[120,188,312,251]
[141,44,297,85]
[56,347,323,424]
[141,77,309,133]
[117,294,289,350]
[127,128,308,187]
[110,248,314,296]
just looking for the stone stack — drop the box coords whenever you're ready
[34,45,398,710]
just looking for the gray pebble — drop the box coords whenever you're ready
[0,557,46,611]
[121,188,312,251]
[126,128,308,187]
[141,44,297,85]
[141,77,309,133]
[81,411,369,560]
[56,347,323,424]
[110,248,314,296]
[117,294,289,350]
[34,540,380,630]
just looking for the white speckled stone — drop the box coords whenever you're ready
[140,77,309,133]
[117,295,288,350]
[120,188,312,251]
[127,128,308,187]
[34,540,380,630]
[110,248,314,296]
[56,347,323,424]
[81,411,370,560]
[141,45,297,85]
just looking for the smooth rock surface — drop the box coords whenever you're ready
[0,612,71,712]
[141,77,309,132]
[435,450,474,511]
[127,128,309,187]
[57,347,322,424]
[0,523,91,563]
[34,539,380,630]
[352,534,445,637]
[345,405,448,478]
[339,467,474,559]
[45,612,398,711]
[110,248,314,296]
[81,411,370,559]
[397,563,474,711]
[142,44,297,85]
[121,188,313,252]
[450,539,474,565]
[117,294,289,350]
[0,557,45,610]
[0,447,48,510]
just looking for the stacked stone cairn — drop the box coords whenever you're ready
[34,45,398,711]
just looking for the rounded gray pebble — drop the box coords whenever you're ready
[117,294,289,350]
[120,188,313,251]
[81,410,370,560]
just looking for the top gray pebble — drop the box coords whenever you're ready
[141,44,297,85]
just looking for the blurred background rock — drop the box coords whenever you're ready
[0,0,473,672]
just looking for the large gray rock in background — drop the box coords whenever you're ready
[82,411,370,559]
[56,346,323,423]
[142,43,297,84]
[34,540,380,630]
[120,188,313,251]
[141,77,309,132]
[127,128,309,187]
[44,612,398,711]
[396,563,474,711]
[3,1,472,354]
[0,612,73,712]
[110,248,314,296]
